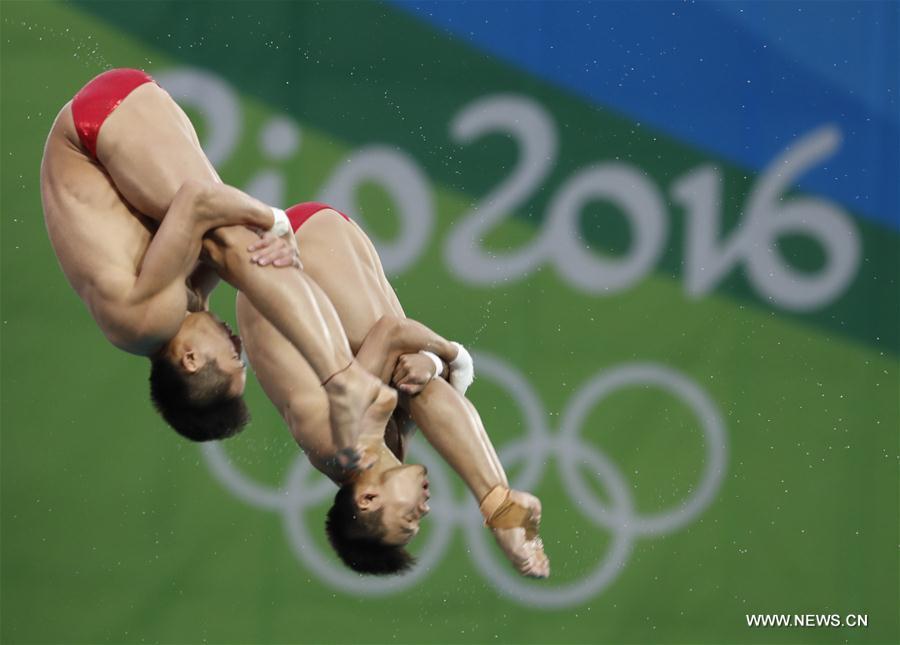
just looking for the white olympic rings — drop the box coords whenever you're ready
[201,353,727,608]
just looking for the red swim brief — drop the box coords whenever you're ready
[71,68,156,159]
[286,202,351,233]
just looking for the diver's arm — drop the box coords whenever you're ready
[354,315,457,384]
[127,180,273,307]
[390,352,449,395]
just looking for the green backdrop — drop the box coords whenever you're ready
[1,2,897,644]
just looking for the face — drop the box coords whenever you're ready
[358,464,430,546]
[172,312,247,396]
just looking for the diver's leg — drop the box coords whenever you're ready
[406,379,507,501]
[206,225,386,454]
[407,379,550,578]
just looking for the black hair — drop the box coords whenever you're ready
[325,484,416,575]
[149,356,249,442]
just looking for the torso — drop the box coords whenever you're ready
[41,103,160,353]
[41,81,221,355]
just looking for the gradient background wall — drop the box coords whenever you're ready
[1,2,897,644]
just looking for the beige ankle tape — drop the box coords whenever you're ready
[479,485,535,537]
[480,485,509,522]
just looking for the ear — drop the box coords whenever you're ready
[355,487,382,512]
[180,349,202,374]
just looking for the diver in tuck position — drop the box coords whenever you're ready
[40,68,384,465]
[236,202,549,578]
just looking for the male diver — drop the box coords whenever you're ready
[40,68,384,461]
[236,203,551,578]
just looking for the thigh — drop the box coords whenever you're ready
[96,83,220,221]
[348,219,405,317]
[297,212,401,350]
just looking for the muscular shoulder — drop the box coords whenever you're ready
[87,278,187,355]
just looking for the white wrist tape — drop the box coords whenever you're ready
[420,351,443,380]
[270,207,292,237]
[448,341,474,395]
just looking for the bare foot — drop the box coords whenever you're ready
[324,361,384,466]
[490,490,550,578]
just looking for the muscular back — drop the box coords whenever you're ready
[40,83,222,355]
[41,103,161,352]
